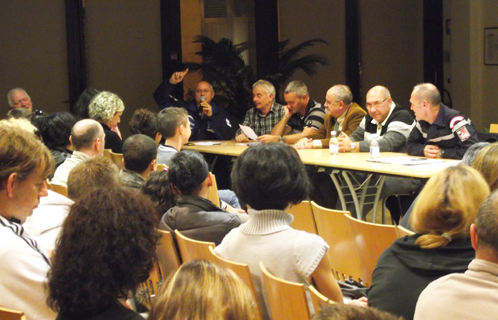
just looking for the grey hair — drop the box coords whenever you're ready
[253,80,275,97]
[7,88,31,108]
[462,142,490,166]
[88,91,125,123]
[284,81,309,98]
[329,85,353,105]
[413,83,441,106]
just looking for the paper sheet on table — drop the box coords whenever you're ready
[366,156,447,166]
[238,124,259,141]
[193,141,222,146]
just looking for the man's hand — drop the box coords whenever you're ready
[283,105,293,119]
[257,135,280,144]
[424,144,441,158]
[235,133,249,142]
[225,204,247,214]
[338,132,352,152]
[169,68,189,85]
[294,138,313,149]
[200,100,213,118]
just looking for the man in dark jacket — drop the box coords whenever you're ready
[153,68,234,141]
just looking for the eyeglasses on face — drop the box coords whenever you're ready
[366,98,388,110]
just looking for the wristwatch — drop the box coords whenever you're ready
[280,136,287,143]
[350,142,356,152]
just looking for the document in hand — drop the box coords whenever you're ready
[238,124,258,141]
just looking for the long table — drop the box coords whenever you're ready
[183,141,460,220]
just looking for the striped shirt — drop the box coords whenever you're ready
[287,99,325,134]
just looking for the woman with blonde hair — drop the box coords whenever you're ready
[471,141,498,191]
[89,91,125,153]
[368,165,490,320]
[149,260,256,320]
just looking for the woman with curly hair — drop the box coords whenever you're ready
[89,91,125,153]
[149,260,256,320]
[368,165,490,320]
[141,170,177,219]
[47,188,159,320]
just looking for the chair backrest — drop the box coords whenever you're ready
[50,183,68,197]
[209,247,264,320]
[310,201,363,282]
[344,214,398,287]
[259,261,311,320]
[490,123,498,133]
[138,263,162,310]
[156,230,181,279]
[103,148,112,160]
[207,173,220,207]
[156,164,168,172]
[0,307,26,320]
[288,201,318,235]
[174,229,215,262]
[109,151,124,170]
[396,225,415,238]
[309,285,333,314]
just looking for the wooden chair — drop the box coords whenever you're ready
[288,201,318,235]
[208,247,264,320]
[109,151,124,170]
[396,225,415,238]
[259,261,311,320]
[49,183,68,198]
[0,307,26,320]
[310,201,363,282]
[156,164,168,172]
[103,148,112,160]
[309,285,333,314]
[490,123,498,133]
[137,263,162,310]
[174,229,215,262]
[156,230,181,279]
[207,173,220,207]
[344,214,398,287]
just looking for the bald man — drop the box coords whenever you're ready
[51,119,106,187]
[407,83,478,159]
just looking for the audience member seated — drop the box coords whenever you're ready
[141,170,177,220]
[129,108,161,143]
[47,188,158,320]
[153,68,235,140]
[149,260,256,320]
[51,119,105,187]
[119,134,157,191]
[400,141,491,229]
[368,165,490,320]
[215,143,344,320]
[7,87,34,113]
[89,91,125,153]
[0,122,56,320]
[72,87,99,120]
[257,80,325,144]
[414,189,498,320]
[471,142,498,191]
[156,107,190,166]
[235,80,285,142]
[37,112,76,173]
[24,156,119,256]
[6,107,33,119]
[314,303,403,320]
[160,151,246,245]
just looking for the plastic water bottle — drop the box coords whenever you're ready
[329,131,339,156]
[370,134,380,158]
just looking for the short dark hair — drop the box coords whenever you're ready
[38,112,76,149]
[142,170,177,218]
[314,303,403,320]
[475,189,498,253]
[157,107,188,139]
[129,108,158,139]
[47,188,159,319]
[72,87,100,120]
[168,151,209,195]
[67,156,119,201]
[122,134,158,172]
[71,120,102,150]
[231,143,309,210]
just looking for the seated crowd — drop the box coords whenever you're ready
[1,76,496,320]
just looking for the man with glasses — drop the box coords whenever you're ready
[294,84,365,149]
[337,85,414,152]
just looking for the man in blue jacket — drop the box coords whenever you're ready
[153,68,234,141]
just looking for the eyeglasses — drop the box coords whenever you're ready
[366,98,388,110]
